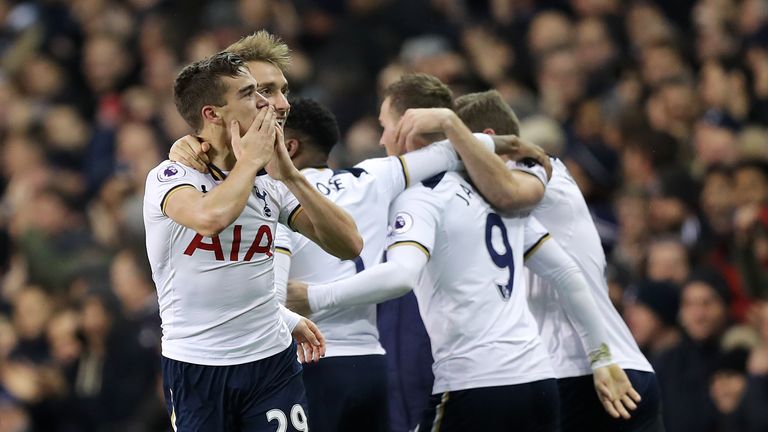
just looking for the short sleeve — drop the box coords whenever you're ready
[145,161,199,219]
[386,186,443,259]
[523,216,552,260]
[356,156,407,202]
[507,158,549,186]
[274,181,302,229]
[274,224,296,257]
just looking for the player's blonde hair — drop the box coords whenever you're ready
[224,30,291,72]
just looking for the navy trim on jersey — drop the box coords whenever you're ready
[332,167,367,178]
[160,184,196,216]
[422,172,447,189]
[524,233,552,260]
[208,163,267,181]
[208,163,226,181]
[353,256,365,273]
[275,246,292,256]
[287,204,303,231]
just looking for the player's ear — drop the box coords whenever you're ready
[201,106,224,126]
[285,138,300,157]
[483,128,496,136]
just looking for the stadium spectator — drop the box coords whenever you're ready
[624,280,682,361]
[655,268,732,431]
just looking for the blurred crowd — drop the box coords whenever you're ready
[0,0,767,431]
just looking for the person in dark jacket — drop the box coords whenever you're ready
[654,267,731,432]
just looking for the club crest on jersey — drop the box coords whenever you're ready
[158,163,186,182]
[393,212,413,234]
[253,186,272,217]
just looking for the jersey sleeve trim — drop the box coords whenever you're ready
[524,233,552,260]
[275,246,292,256]
[388,240,430,259]
[287,204,304,231]
[161,184,196,216]
[398,155,410,187]
[208,163,226,181]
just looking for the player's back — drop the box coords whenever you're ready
[392,171,554,394]
[277,157,406,356]
[526,158,652,377]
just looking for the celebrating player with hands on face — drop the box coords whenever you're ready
[144,46,363,432]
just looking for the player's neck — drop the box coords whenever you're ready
[200,125,237,171]
[292,150,328,170]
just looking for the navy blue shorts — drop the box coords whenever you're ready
[378,292,435,432]
[417,379,560,432]
[557,369,664,432]
[302,354,388,432]
[161,343,308,432]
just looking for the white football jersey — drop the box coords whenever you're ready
[275,157,409,357]
[387,171,555,394]
[524,158,653,377]
[144,161,300,366]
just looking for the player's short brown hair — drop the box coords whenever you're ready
[383,73,453,116]
[225,30,291,72]
[454,90,520,136]
[173,52,247,131]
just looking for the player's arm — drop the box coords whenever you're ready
[165,110,276,236]
[395,108,547,212]
[524,229,641,419]
[274,247,292,304]
[273,226,294,305]
[286,188,438,316]
[286,246,427,316]
[270,126,362,260]
[382,140,462,197]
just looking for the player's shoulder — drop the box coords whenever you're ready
[543,157,581,196]
[354,157,394,177]
[299,166,331,182]
[395,171,456,202]
[507,157,549,186]
[255,172,288,196]
[146,160,204,187]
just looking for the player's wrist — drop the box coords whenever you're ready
[441,111,463,134]
[588,343,614,370]
[280,166,303,182]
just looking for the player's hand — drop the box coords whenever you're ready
[513,137,551,180]
[592,364,642,419]
[231,106,276,168]
[266,122,301,182]
[395,108,455,153]
[292,317,325,363]
[286,280,311,316]
[169,135,211,173]
[495,136,552,180]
